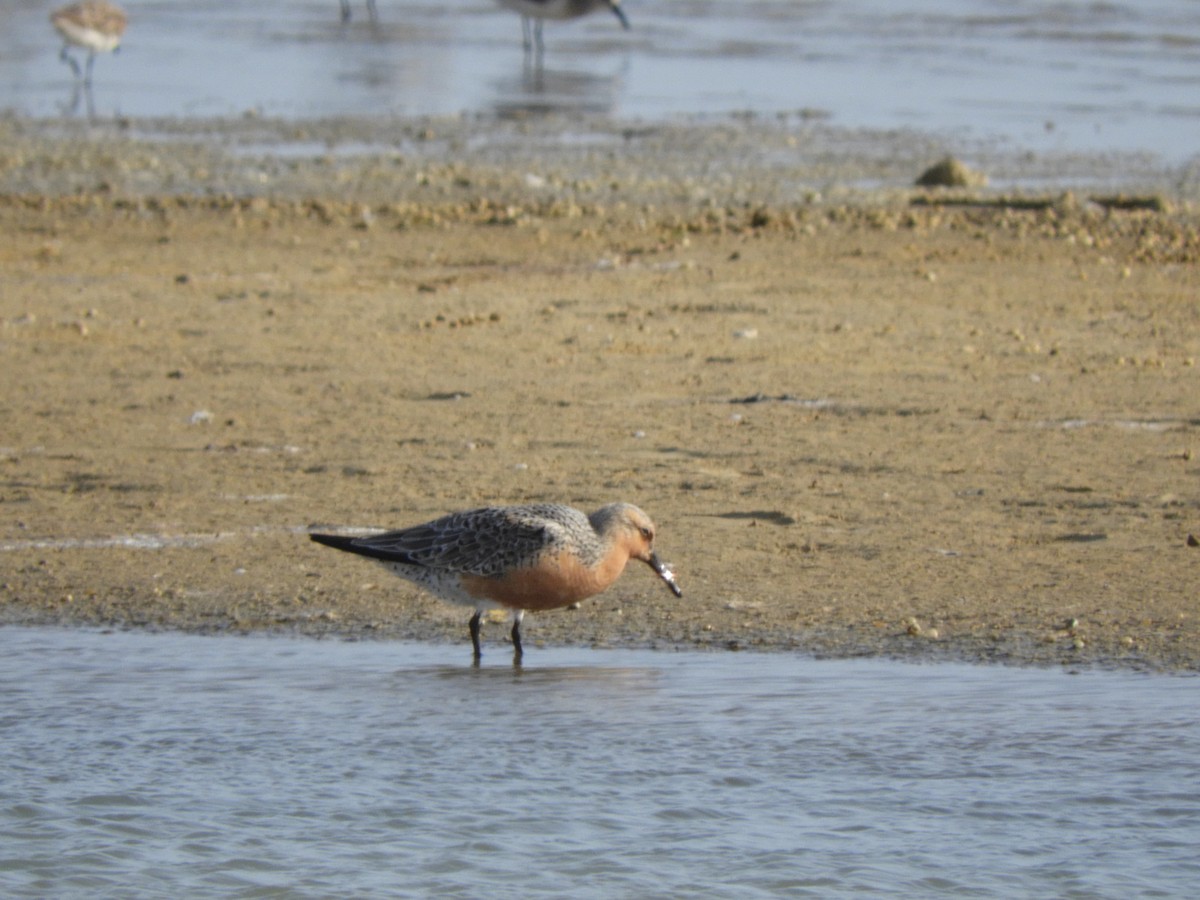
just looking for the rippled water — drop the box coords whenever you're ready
[1,0,1199,159]
[2,627,1198,898]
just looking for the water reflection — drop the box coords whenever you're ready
[339,0,379,25]
[419,661,662,687]
[492,61,626,116]
[60,80,95,118]
[3,627,1199,898]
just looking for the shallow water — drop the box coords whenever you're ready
[2,0,1199,160]
[2,627,1198,898]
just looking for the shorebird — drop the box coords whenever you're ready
[495,0,629,54]
[339,0,378,23]
[310,502,681,659]
[50,1,127,85]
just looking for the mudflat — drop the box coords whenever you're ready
[2,118,1197,670]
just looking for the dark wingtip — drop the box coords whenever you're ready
[309,532,358,551]
[309,530,421,565]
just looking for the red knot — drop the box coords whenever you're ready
[310,502,680,659]
[494,0,629,54]
[51,1,127,85]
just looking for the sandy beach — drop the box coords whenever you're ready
[1,115,1197,670]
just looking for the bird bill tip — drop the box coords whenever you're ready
[647,554,682,597]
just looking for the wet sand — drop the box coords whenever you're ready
[2,116,1197,670]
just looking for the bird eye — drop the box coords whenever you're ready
[640,526,653,541]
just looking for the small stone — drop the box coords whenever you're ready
[915,157,988,188]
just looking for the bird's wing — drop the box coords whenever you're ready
[337,507,565,577]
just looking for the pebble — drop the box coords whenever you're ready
[915,156,988,188]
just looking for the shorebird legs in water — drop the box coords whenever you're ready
[495,0,629,56]
[50,1,127,86]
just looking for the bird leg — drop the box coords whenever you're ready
[511,611,524,659]
[59,44,82,80]
[469,610,483,660]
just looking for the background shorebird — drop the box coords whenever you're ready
[310,502,680,660]
[50,1,127,85]
[495,0,629,54]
